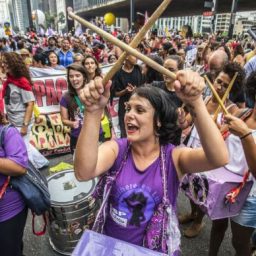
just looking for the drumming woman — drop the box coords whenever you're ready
[74,70,228,254]
[208,71,256,256]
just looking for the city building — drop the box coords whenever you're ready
[234,12,256,35]
[8,0,30,33]
[215,13,231,34]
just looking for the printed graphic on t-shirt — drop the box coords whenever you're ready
[110,184,161,228]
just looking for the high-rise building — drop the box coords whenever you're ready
[215,13,231,34]
[8,0,30,33]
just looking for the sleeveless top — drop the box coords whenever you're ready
[104,138,180,246]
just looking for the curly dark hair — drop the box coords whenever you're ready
[222,62,245,98]
[3,52,33,85]
[82,55,102,79]
[131,86,180,145]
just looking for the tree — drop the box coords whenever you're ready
[58,12,66,24]
[45,12,56,29]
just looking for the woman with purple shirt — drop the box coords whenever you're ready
[74,70,229,254]
[0,112,29,256]
[60,64,104,155]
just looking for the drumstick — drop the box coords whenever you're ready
[213,72,238,121]
[204,75,229,115]
[102,0,172,85]
[67,9,176,81]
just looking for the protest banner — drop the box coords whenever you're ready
[30,68,69,155]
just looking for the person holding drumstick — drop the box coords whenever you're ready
[74,69,228,254]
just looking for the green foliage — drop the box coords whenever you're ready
[45,12,55,28]
[58,12,66,24]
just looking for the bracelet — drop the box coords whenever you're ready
[240,131,252,140]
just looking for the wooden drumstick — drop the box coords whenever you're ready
[67,9,176,81]
[213,72,238,121]
[204,75,229,115]
[102,0,172,85]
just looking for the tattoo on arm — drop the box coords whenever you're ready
[186,104,197,118]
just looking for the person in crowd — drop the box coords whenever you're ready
[203,49,229,98]
[108,54,117,64]
[83,55,102,81]
[111,55,144,138]
[152,55,184,108]
[0,110,29,256]
[72,38,84,55]
[44,36,59,54]
[244,55,256,78]
[1,52,48,169]
[74,70,228,254]
[208,71,256,256]
[179,62,245,238]
[84,47,93,56]
[0,38,10,53]
[32,52,49,68]
[60,64,104,155]
[73,53,85,65]
[60,64,88,155]
[58,38,73,67]
[233,44,245,67]
[142,54,164,84]
[47,50,65,70]
[245,71,256,108]
[159,42,173,60]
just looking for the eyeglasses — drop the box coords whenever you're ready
[215,78,229,89]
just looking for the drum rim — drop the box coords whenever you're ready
[47,170,97,205]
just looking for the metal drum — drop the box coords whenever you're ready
[47,170,99,255]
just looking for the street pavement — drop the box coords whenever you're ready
[23,153,234,256]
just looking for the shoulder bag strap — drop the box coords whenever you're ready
[74,95,85,113]
[92,142,131,233]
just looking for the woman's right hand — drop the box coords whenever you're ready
[79,77,111,113]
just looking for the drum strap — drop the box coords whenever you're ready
[225,171,250,204]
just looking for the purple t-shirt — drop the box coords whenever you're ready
[104,139,180,246]
[0,126,28,222]
[60,95,104,138]
[60,96,83,138]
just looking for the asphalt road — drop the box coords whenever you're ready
[23,153,235,256]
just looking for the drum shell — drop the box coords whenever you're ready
[47,170,99,255]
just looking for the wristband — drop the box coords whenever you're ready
[240,131,252,140]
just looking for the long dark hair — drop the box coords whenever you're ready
[66,63,89,97]
[82,55,101,79]
[131,86,180,145]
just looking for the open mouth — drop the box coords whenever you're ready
[126,123,139,133]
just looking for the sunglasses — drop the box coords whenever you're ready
[216,78,229,89]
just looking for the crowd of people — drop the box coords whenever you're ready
[0,25,256,256]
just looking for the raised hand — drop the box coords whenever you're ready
[174,70,205,105]
[224,114,251,138]
[78,76,111,113]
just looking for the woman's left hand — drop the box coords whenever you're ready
[20,126,28,136]
[174,70,205,105]
[224,114,251,137]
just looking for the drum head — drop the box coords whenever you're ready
[47,170,96,205]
